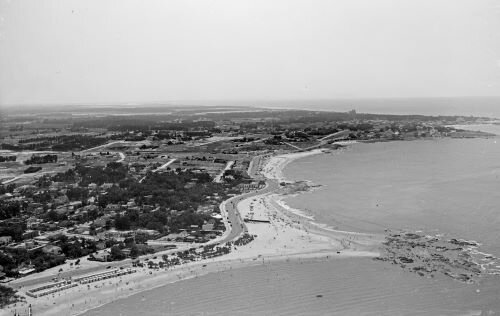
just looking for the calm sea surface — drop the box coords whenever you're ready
[84,257,500,316]
[285,135,500,255]
[194,97,500,118]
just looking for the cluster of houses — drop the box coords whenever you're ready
[0,170,232,277]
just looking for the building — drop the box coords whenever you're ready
[202,223,214,231]
[92,251,110,262]
[0,236,12,245]
[22,230,39,240]
[42,245,62,255]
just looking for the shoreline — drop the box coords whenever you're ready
[3,145,381,316]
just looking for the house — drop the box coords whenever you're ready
[101,183,114,190]
[22,230,39,240]
[83,205,98,213]
[18,267,36,276]
[202,223,214,231]
[73,225,90,235]
[121,248,131,258]
[53,195,69,205]
[26,217,42,229]
[135,229,160,238]
[69,201,83,209]
[166,231,189,241]
[0,236,12,245]
[93,251,110,262]
[105,204,120,212]
[126,200,136,208]
[55,206,69,215]
[42,245,62,255]
[33,235,49,244]
[93,217,108,228]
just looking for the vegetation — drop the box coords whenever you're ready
[76,162,128,186]
[0,156,16,162]
[0,285,22,308]
[4,135,108,151]
[0,202,21,220]
[25,154,58,165]
[0,184,15,195]
[24,166,42,173]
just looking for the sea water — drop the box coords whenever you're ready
[284,136,500,255]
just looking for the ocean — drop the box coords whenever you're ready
[284,134,500,255]
[83,257,500,316]
[266,97,500,118]
[190,96,500,118]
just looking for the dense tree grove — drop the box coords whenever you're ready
[49,234,97,259]
[2,135,108,151]
[0,284,21,308]
[76,162,128,186]
[113,169,214,209]
[0,184,15,195]
[25,154,58,165]
[0,156,16,162]
[24,166,42,173]
[0,247,65,277]
[0,221,24,241]
[51,168,77,182]
[0,202,21,220]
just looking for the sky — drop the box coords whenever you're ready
[1,0,500,106]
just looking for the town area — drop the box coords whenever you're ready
[0,105,494,308]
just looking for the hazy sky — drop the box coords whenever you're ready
[1,0,500,106]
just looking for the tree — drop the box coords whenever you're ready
[110,246,125,260]
[0,284,20,308]
[130,245,140,258]
[114,215,131,230]
[46,210,61,222]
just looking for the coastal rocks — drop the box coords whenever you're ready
[375,231,499,284]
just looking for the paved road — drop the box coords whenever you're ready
[116,152,126,162]
[213,160,235,183]
[218,179,279,244]
[80,141,127,153]
[154,158,176,172]
[139,158,177,183]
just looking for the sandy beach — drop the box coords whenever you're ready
[3,149,380,316]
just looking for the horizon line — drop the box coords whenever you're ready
[2,95,500,108]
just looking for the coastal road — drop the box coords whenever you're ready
[217,155,278,244]
[218,179,279,244]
